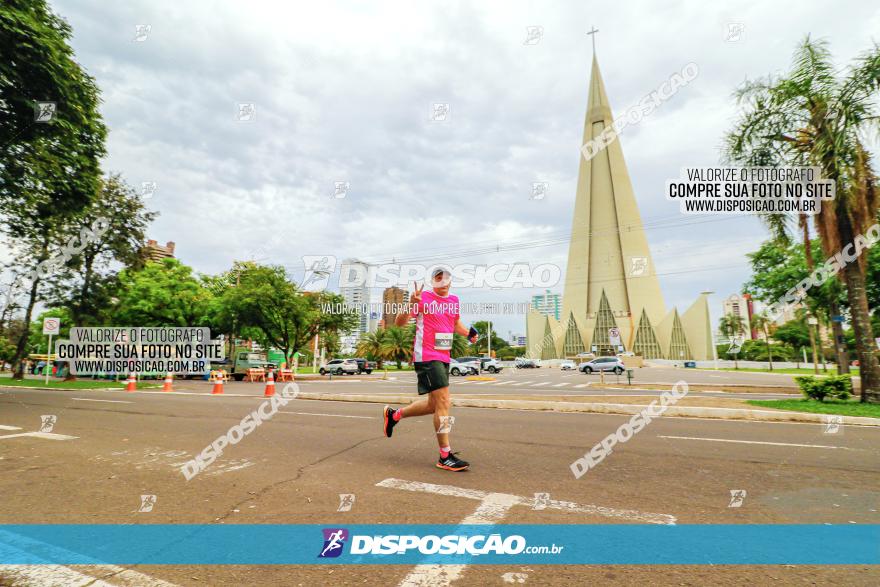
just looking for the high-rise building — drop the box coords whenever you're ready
[382,286,407,329]
[530,290,562,320]
[144,239,175,261]
[722,293,755,339]
[340,258,370,343]
[526,50,713,360]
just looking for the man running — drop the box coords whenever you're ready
[383,268,478,471]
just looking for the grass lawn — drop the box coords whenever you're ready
[747,398,880,418]
[0,375,158,390]
[702,367,859,376]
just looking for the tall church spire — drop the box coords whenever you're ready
[560,50,667,354]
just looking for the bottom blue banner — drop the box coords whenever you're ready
[0,525,877,565]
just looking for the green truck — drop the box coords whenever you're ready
[211,347,278,381]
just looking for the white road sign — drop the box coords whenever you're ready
[42,317,61,335]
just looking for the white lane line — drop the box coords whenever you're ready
[0,565,117,586]
[516,381,533,385]
[376,478,676,525]
[658,435,852,450]
[0,425,22,431]
[379,477,675,586]
[72,398,133,404]
[551,383,570,388]
[574,383,590,388]
[532,382,551,387]
[0,529,177,586]
[471,381,495,386]
[492,380,515,386]
[0,432,78,441]
[277,411,371,419]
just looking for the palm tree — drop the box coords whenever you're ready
[380,326,412,369]
[356,330,387,368]
[719,313,748,370]
[724,37,880,402]
[750,311,775,371]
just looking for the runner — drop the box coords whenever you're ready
[383,268,478,471]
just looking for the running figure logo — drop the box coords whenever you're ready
[728,489,747,508]
[318,528,349,558]
[39,415,57,433]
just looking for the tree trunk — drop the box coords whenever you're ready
[841,262,880,402]
[11,275,41,379]
[829,301,850,374]
[808,323,819,374]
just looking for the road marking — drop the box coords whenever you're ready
[72,397,133,404]
[551,383,569,387]
[516,381,533,385]
[0,528,177,586]
[574,384,590,388]
[532,382,551,387]
[658,435,852,450]
[0,432,78,441]
[376,478,676,523]
[378,477,674,587]
[277,411,371,419]
[0,425,22,431]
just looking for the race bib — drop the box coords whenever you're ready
[434,332,453,350]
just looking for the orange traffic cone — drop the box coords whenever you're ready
[162,372,174,392]
[263,370,275,397]
[125,373,137,392]
[211,373,224,395]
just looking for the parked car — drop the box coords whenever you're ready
[560,360,576,370]
[578,357,625,374]
[575,352,596,360]
[458,356,504,373]
[515,358,540,368]
[450,358,479,376]
[319,358,359,375]
[352,358,377,374]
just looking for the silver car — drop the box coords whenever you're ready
[450,358,479,376]
[578,357,625,374]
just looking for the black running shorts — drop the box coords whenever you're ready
[414,360,450,395]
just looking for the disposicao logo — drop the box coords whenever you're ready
[318,528,349,558]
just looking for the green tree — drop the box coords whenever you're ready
[356,330,388,367]
[44,174,157,326]
[113,259,213,327]
[380,326,412,369]
[725,37,880,401]
[469,320,508,356]
[1,0,107,378]
[718,313,748,369]
[750,311,776,371]
[210,263,357,365]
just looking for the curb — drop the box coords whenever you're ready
[294,391,880,427]
[0,384,161,392]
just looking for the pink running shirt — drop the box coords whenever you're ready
[412,289,460,363]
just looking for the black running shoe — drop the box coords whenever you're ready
[437,452,469,471]
[383,405,398,438]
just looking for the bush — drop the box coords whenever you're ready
[794,375,852,402]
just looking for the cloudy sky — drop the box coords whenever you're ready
[50,0,880,336]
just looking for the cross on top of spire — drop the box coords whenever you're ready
[587,26,599,53]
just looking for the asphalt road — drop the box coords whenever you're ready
[0,377,877,586]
